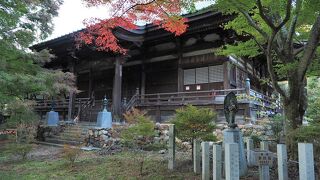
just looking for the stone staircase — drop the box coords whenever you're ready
[44,122,96,146]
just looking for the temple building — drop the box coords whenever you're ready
[31,9,278,124]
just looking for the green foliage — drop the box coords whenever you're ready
[267,115,285,143]
[5,143,33,160]
[62,144,81,167]
[0,1,77,127]
[287,123,320,160]
[171,105,216,142]
[306,77,320,123]
[3,100,39,128]
[121,114,155,149]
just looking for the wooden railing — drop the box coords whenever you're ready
[135,88,247,106]
[34,98,90,110]
[128,88,278,109]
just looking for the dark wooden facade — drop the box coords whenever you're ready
[32,9,277,123]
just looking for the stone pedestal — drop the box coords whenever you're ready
[223,128,247,176]
[46,111,59,126]
[96,109,112,129]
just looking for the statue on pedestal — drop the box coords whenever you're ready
[224,92,238,128]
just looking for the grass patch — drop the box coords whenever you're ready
[0,151,200,180]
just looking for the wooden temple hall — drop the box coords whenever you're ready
[32,10,278,123]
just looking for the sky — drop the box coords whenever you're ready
[46,0,213,41]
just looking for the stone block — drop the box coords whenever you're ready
[225,143,239,180]
[298,143,315,180]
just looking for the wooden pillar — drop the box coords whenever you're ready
[67,60,75,121]
[223,62,230,89]
[112,57,124,119]
[88,68,93,98]
[177,38,184,92]
[67,90,74,121]
[141,65,146,95]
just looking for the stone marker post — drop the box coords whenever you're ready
[202,142,210,180]
[168,124,175,170]
[225,143,239,180]
[277,144,288,180]
[223,128,247,176]
[259,141,270,180]
[212,144,222,180]
[194,139,201,174]
[298,143,315,180]
[247,138,254,167]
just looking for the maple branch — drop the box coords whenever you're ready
[116,0,157,18]
[256,0,292,31]
[298,15,320,81]
[231,0,268,39]
[266,31,288,99]
[287,0,301,47]
[242,32,266,53]
[293,45,304,56]
[256,0,276,30]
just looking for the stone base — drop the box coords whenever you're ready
[96,110,112,128]
[46,111,59,126]
[223,128,248,176]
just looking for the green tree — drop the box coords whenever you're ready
[213,0,320,130]
[306,77,320,123]
[171,105,216,144]
[0,1,76,126]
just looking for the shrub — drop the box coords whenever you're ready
[287,123,320,163]
[123,108,147,124]
[267,115,285,143]
[62,144,81,166]
[121,114,155,149]
[171,105,216,143]
[5,143,33,160]
[121,111,155,176]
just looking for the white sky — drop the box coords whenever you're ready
[46,0,213,41]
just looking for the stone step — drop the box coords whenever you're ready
[49,135,84,142]
[45,137,83,146]
[57,132,87,139]
[34,141,66,148]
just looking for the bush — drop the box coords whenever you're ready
[4,100,39,128]
[5,143,33,160]
[62,144,81,166]
[121,110,156,176]
[287,123,320,161]
[121,113,155,149]
[267,115,285,143]
[171,105,216,143]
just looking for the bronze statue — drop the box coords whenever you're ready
[224,92,238,128]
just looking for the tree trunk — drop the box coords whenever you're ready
[284,76,307,129]
[284,99,300,129]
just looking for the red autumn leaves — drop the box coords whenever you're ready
[77,0,188,54]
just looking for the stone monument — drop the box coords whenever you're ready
[223,92,247,176]
[96,96,112,129]
[46,99,59,126]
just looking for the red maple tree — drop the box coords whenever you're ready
[77,0,189,54]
